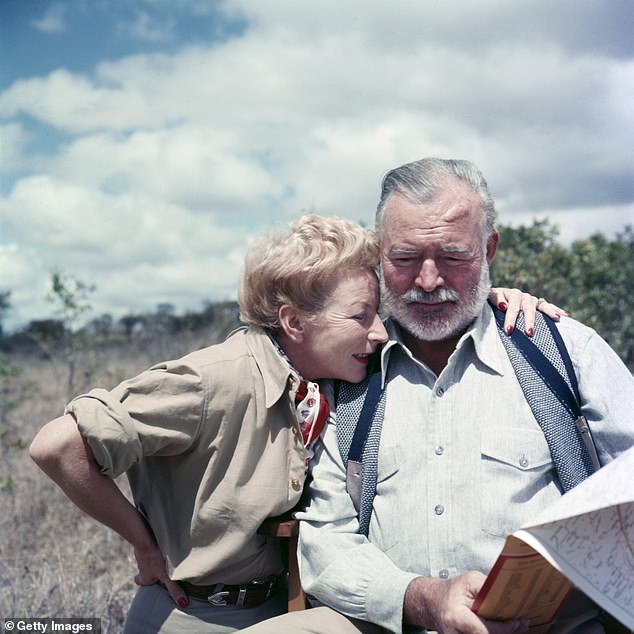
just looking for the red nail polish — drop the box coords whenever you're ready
[506,325,514,335]
[527,328,534,337]
[178,597,188,609]
[498,302,508,311]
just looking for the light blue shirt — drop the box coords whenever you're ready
[298,306,634,633]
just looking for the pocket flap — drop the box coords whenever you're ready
[481,428,552,471]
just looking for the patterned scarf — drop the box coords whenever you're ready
[270,336,330,463]
[295,379,330,450]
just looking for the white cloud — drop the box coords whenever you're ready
[31,3,67,34]
[2,174,244,262]
[117,10,176,43]
[41,126,285,214]
[0,122,32,173]
[0,174,248,328]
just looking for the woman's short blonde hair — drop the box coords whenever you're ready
[238,214,380,332]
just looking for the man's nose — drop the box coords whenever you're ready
[415,259,443,292]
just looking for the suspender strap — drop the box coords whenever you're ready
[542,313,582,406]
[336,350,387,535]
[344,357,384,520]
[493,309,581,418]
[493,308,600,488]
[537,317,601,472]
[348,366,383,463]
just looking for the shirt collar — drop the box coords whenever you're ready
[466,304,509,375]
[243,327,298,408]
[380,303,508,384]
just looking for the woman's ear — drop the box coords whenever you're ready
[278,304,305,343]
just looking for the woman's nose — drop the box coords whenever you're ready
[370,313,388,343]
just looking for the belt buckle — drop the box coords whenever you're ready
[207,586,230,606]
[236,587,247,608]
[251,576,275,601]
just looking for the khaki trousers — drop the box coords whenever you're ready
[239,600,608,634]
[239,606,388,634]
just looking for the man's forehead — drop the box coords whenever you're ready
[383,194,482,235]
[384,183,482,223]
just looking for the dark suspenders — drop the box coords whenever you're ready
[492,309,600,472]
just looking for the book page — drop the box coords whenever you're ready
[515,504,634,629]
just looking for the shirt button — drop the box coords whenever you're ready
[434,446,444,456]
[290,478,302,490]
[434,504,445,515]
[438,568,449,579]
[436,387,445,397]
[519,455,529,468]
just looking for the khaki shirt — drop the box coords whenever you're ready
[66,327,306,585]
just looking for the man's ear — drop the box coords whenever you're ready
[486,230,499,264]
[278,304,305,343]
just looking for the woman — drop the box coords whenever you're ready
[29,215,561,633]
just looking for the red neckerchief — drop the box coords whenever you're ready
[270,335,330,463]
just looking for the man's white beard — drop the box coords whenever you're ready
[383,263,492,342]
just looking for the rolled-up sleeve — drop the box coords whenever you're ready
[297,421,418,634]
[65,359,205,478]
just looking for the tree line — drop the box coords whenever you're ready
[0,280,241,353]
[490,221,633,371]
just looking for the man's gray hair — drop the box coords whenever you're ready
[375,158,497,240]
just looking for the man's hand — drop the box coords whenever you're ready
[403,573,530,634]
[489,287,569,336]
[134,541,189,609]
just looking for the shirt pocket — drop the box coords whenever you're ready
[480,428,557,537]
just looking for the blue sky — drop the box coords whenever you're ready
[1,0,633,331]
[1,1,245,82]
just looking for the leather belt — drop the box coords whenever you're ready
[180,575,279,607]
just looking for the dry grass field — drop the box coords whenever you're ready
[0,318,239,632]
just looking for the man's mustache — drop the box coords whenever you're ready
[401,287,460,304]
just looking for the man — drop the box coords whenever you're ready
[242,158,634,634]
